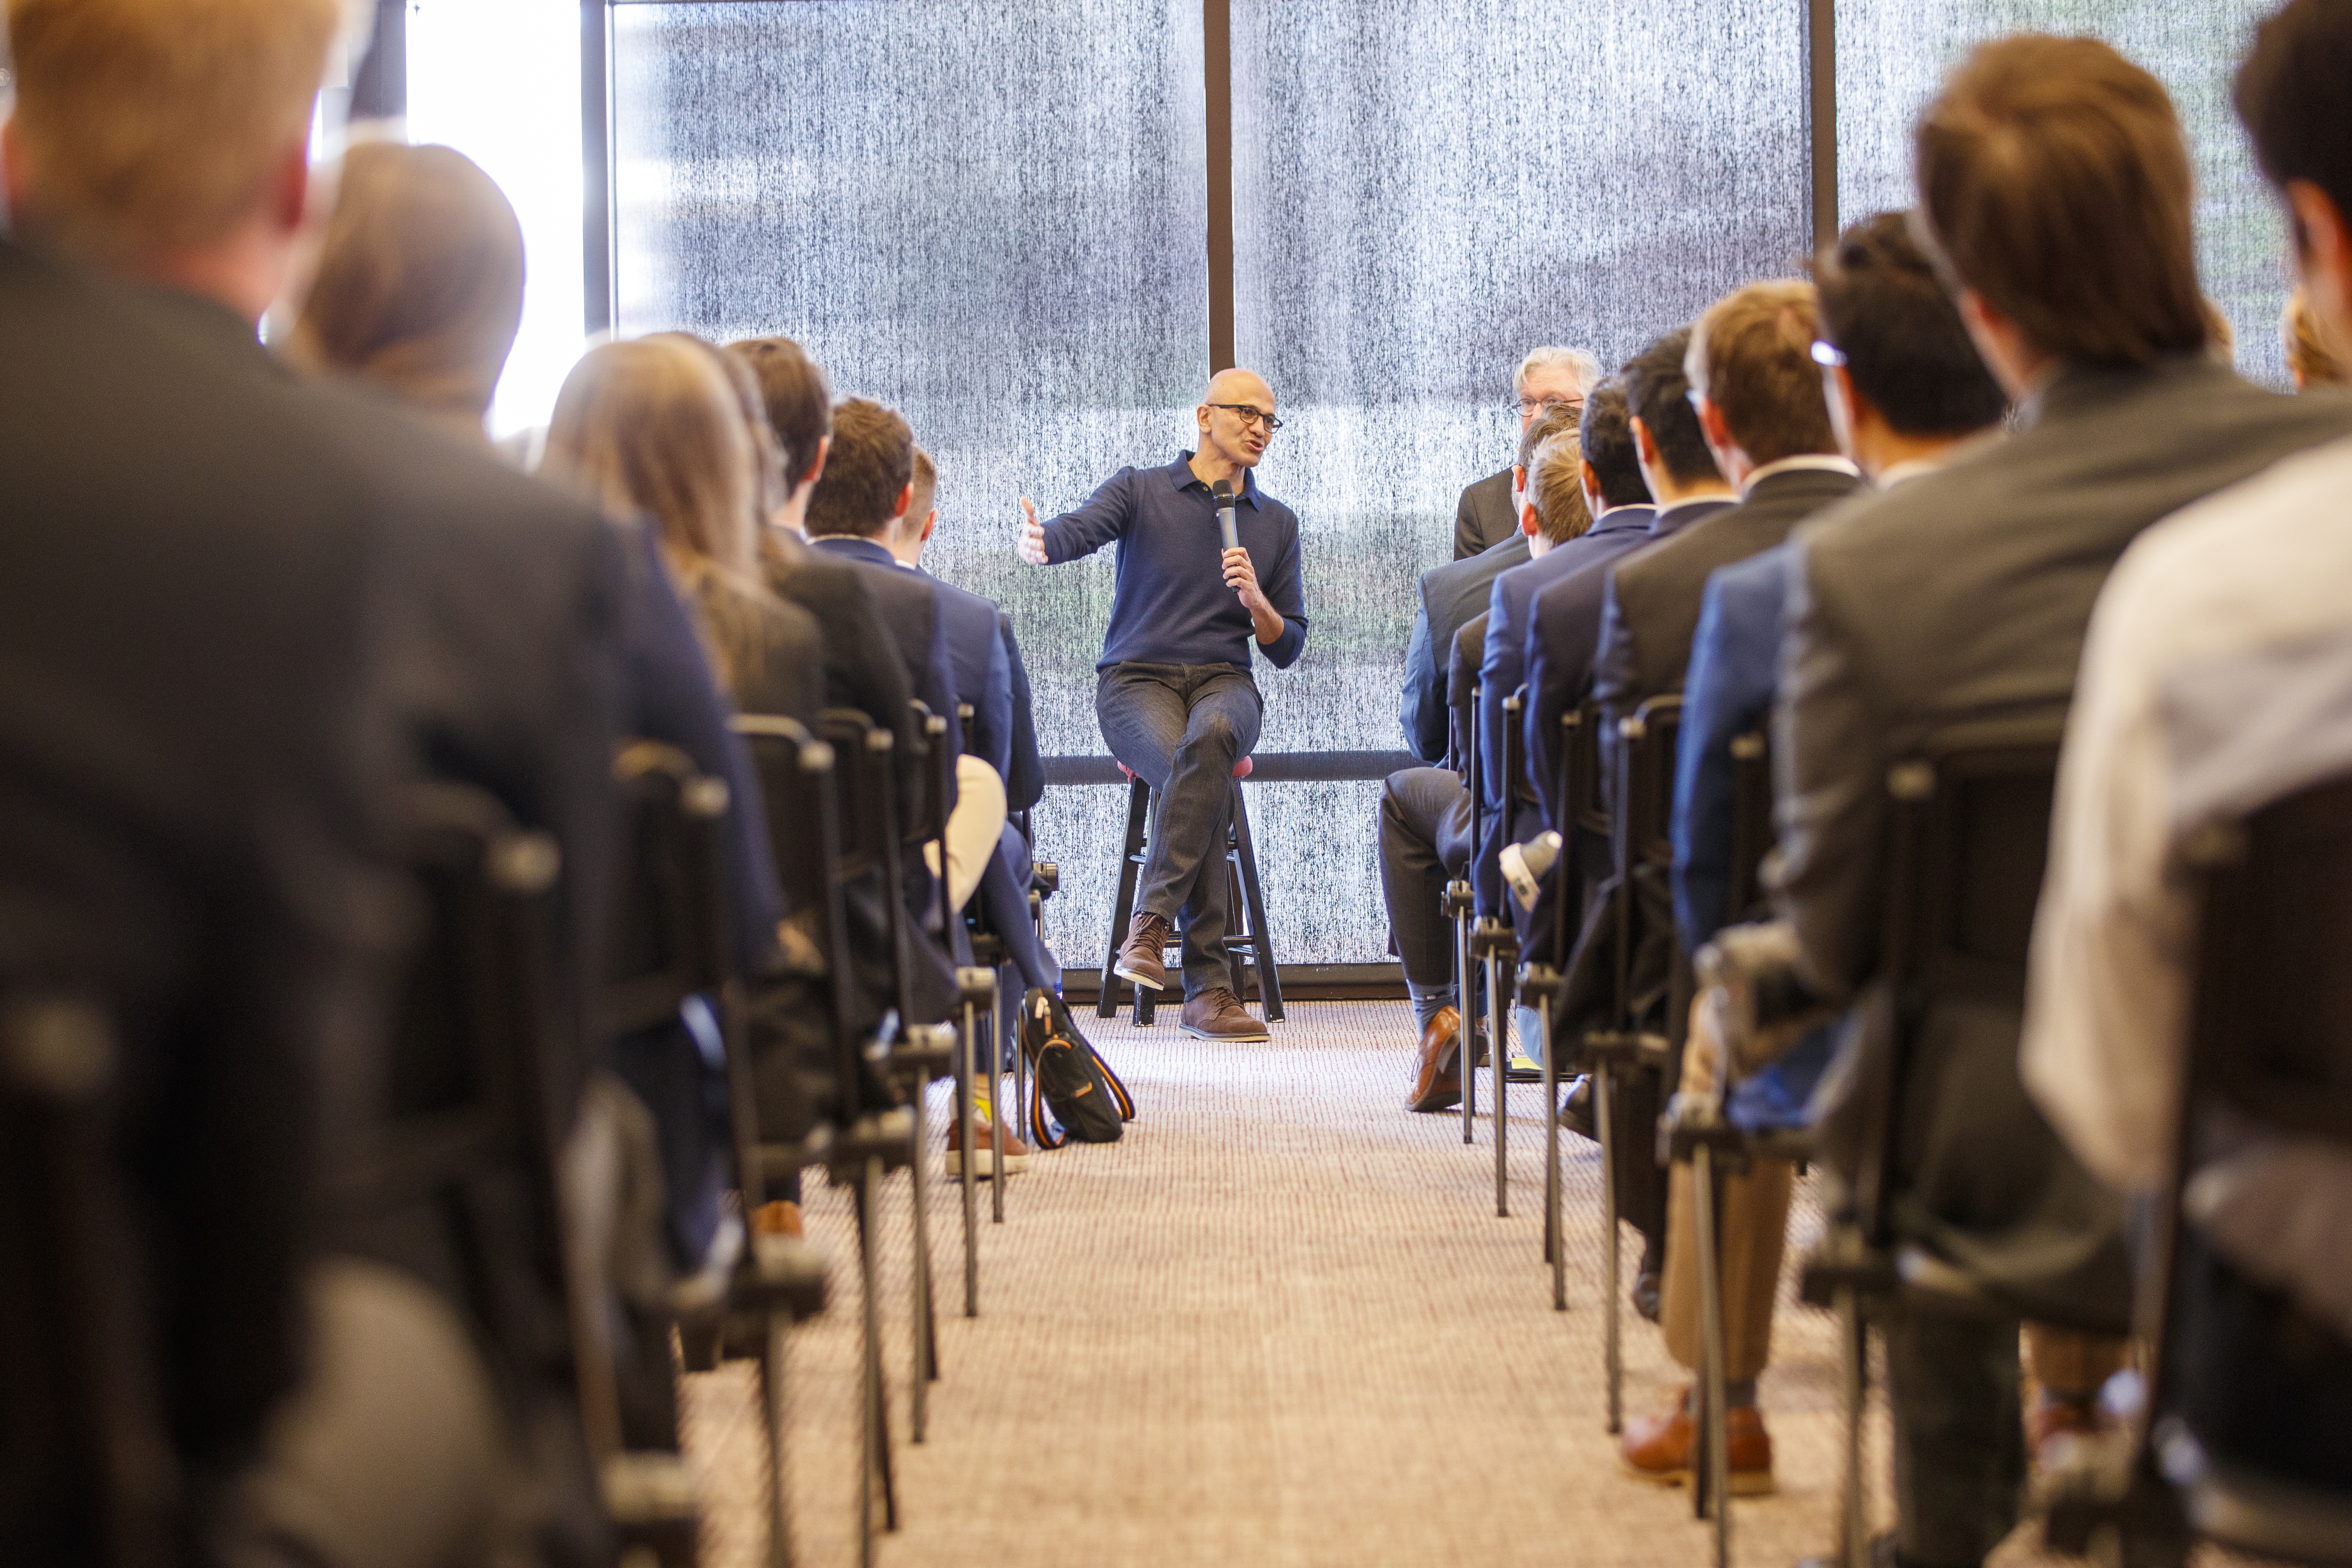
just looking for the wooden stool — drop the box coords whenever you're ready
[1096,757,1283,1026]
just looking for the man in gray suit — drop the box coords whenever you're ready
[1450,345,1600,559]
[1771,35,2352,1568]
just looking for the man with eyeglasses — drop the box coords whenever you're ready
[1017,368,1308,1041]
[1453,346,1602,560]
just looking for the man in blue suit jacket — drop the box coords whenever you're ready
[890,448,1059,1001]
[1400,525,1528,763]
[1627,211,2009,1498]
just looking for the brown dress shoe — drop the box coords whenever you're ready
[1114,910,1173,991]
[750,1200,803,1238]
[1409,1006,1464,1112]
[943,1109,1033,1178]
[1179,986,1269,1041]
[1618,1387,1775,1495]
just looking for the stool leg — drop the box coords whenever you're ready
[1099,777,1149,1019]
[1222,839,1250,1002]
[1231,782,1282,1023]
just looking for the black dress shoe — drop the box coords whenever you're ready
[1556,1075,1596,1139]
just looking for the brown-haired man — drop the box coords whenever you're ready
[1771,33,2352,1568]
[2023,0,2352,1501]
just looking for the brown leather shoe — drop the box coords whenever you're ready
[1618,1387,1775,1495]
[1409,1007,1464,1112]
[1179,986,1268,1041]
[750,1200,803,1238]
[1114,910,1172,991]
[943,1106,1032,1179]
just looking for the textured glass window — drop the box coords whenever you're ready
[1837,0,2289,385]
[613,0,1210,970]
[1227,0,1813,960]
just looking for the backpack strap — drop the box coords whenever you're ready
[1091,1046,1137,1121]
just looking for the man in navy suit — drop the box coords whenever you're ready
[1403,483,1531,762]
[888,447,1060,1003]
[1623,211,2010,1498]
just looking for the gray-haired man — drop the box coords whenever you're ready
[1452,345,1603,559]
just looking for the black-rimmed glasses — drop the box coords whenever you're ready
[1208,403,1285,433]
[1508,395,1585,418]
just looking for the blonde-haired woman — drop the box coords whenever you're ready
[543,337,823,726]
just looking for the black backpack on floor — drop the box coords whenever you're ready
[1018,988,1135,1148]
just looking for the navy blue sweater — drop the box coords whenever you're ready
[1042,452,1308,671]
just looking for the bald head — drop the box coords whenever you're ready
[1195,367,1278,472]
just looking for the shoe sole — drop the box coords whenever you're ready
[1409,1090,1463,1113]
[1112,960,1166,991]
[940,1151,1032,1178]
[1615,1459,1775,1497]
[1179,1022,1270,1042]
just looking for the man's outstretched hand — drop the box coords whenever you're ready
[1018,498,1048,565]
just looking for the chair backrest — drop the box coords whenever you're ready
[1726,730,1773,925]
[1616,695,1684,872]
[603,742,731,1042]
[815,707,916,1032]
[1859,713,2063,1241]
[0,997,175,1568]
[730,715,864,1119]
[1568,697,1609,842]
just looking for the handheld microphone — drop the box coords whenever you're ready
[1213,478,1239,553]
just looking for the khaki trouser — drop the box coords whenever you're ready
[2023,1323,2132,1401]
[1661,997,1795,1382]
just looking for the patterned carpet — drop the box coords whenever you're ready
[673,1001,2157,1568]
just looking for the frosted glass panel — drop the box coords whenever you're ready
[613,0,1216,965]
[1228,0,1813,747]
[1837,0,2289,386]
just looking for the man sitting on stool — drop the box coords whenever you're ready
[1019,369,1309,1041]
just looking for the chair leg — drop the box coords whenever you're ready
[1542,995,1565,1310]
[1456,906,1476,1145]
[762,1312,794,1568]
[1596,1059,1622,1434]
[959,998,980,1319]
[1231,782,1283,1023]
[1694,1148,1732,1568]
[1838,1287,1870,1568]
[1099,776,1150,1019]
[989,985,1006,1226]
[908,1092,931,1441]
[1488,949,1509,1218]
[855,1163,886,1565]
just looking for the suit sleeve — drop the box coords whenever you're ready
[1591,572,1638,819]
[976,619,1014,781]
[1447,616,1483,778]
[998,611,1044,812]
[1473,581,1517,917]
[1670,573,1749,952]
[1767,538,1884,1001]
[1453,483,1484,562]
[1399,575,1447,764]
[1042,466,1139,564]
[1523,589,1567,833]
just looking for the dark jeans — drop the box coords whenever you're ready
[1378,766,1473,988]
[1888,1301,2025,1568]
[1096,662,1262,997]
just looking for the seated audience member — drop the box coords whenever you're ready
[1591,282,1862,805]
[2,0,625,1559]
[1477,383,1658,962]
[2284,284,2347,389]
[2024,0,2352,1491]
[1524,332,1732,851]
[806,401,1008,914]
[1378,404,1575,1109]
[1403,459,1535,765]
[1773,35,2352,1567]
[891,448,1061,998]
[1622,210,2010,1496]
[287,147,795,1008]
[1454,345,1602,558]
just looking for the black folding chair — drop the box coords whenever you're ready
[951,702,1019,1228]
[2047,771,2352,1567]
[752,714,920,1564]
[1780,715,2079,1568]
[1449,675,1485,1145]
[1469,689,1528,1215]
[0,996,174,1568]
